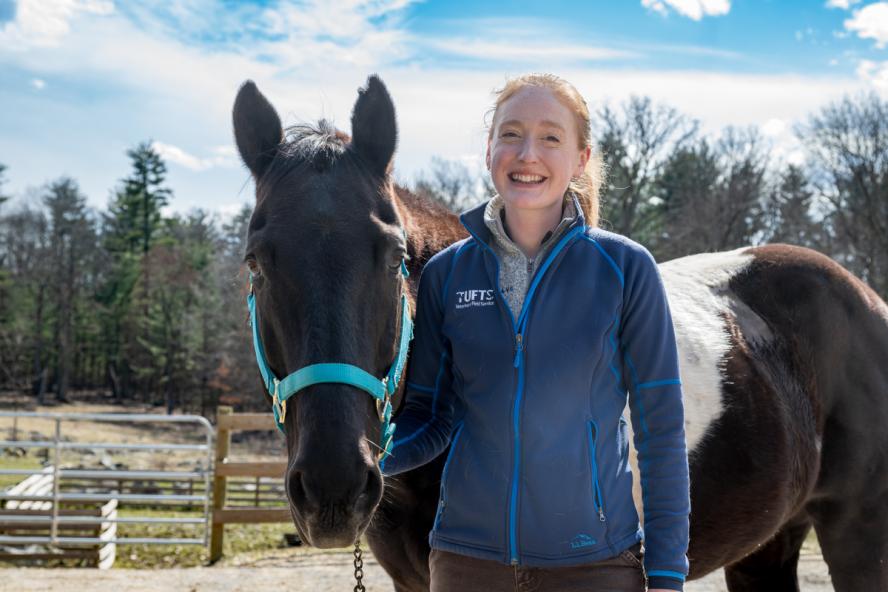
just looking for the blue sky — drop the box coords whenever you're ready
[1,0,886,218]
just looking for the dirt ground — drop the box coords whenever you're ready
[0,551,834,591]
[0,396,835,590]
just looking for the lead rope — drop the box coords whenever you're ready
[353,542,365,592]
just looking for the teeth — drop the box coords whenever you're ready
[510,173,544,183]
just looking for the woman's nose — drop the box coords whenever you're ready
[517,139,538,163]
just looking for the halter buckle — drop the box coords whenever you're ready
[273,379,287,424]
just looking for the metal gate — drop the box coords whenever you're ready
[0,411,214,551]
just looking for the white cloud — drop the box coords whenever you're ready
[857,59,888,89]
[30,78,45,90]
[0,0,113,48]
[380,68,869,187]
[826,0,860,9]
[0,2,875,216]
[756,117,805,168]
[152,142,238,172]
[423,39,635,63]
[0,1,420,127]
[641,0,731,20]
[844,2,888,48]
[761,118,786,137]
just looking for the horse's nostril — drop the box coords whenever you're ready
[287,468,308,508]
[358,468,383,511]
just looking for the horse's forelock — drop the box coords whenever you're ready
[274,120,348,171]
[256,120,352,198]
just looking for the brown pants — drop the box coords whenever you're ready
[429,543,646,592]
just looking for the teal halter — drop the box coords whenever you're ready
[247,258,412,462]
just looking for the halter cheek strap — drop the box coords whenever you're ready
[247,256,412,462]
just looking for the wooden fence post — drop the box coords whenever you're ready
[209,406,232,563]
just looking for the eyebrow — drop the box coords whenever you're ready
[499,119,567,132]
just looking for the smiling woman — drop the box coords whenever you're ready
[486,73,603,232]
[382,73,690,592]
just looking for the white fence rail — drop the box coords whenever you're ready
[0,412,214,554]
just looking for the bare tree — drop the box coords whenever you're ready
[413,157,492,213]
[596,96,698,243]
[797,93,888,298]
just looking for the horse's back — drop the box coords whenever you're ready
[659,243,888,580]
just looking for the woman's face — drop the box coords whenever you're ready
[487,86,590,217]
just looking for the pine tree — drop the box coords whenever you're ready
[100,142,173,401]
[0,164,9,207]
[104,143,171,256]
[44,178,96,402]
[764,165,825,248]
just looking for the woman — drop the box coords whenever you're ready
[382,73,690,592]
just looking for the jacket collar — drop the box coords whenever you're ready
[460,193,587,249]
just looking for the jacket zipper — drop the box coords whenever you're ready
[587,420,607,522]
[463,223,585,565]
[508,331,525,564]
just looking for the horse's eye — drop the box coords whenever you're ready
[246,258,261,278]
[390,250,407,272]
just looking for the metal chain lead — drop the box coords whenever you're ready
[354,542,365,592]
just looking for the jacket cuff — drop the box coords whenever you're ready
[647,572,685,591]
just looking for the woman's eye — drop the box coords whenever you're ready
[501,131,519,138]
[544,135,561,143]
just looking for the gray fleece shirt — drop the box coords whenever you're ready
[483,195,579,320]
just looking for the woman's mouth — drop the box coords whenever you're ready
[509,173,547,185]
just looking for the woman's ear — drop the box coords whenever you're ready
[575,146,591,177]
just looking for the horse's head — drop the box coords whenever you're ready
[233,76,407,547]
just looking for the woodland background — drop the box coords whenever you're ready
[1,92,885,412]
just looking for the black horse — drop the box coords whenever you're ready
[232,76,888,591]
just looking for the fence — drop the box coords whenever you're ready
[209,406,289,563]
[0,411,214,567]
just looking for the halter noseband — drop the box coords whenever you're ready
[247,252,412,462]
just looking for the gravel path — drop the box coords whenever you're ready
[0,552,833,591]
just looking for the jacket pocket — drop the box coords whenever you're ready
[433,422,465,531]
[587,420,607,523]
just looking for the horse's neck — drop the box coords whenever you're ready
[394,186,468,273]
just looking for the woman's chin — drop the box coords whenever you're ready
[500,191,564,214]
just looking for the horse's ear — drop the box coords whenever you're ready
[233,80,283,181]
[350,75,397,177]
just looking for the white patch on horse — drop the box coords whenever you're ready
[624,247,759,518]
[659,247,760,450]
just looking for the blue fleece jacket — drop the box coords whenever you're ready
[382,200,690,591]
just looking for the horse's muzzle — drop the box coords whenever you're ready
[286,464,383,548]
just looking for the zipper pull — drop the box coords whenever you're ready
[598,509,606,522]
[513,333,523,367]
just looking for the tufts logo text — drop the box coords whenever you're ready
[455,289,495,310]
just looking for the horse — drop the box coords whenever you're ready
[232,75,888,592]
